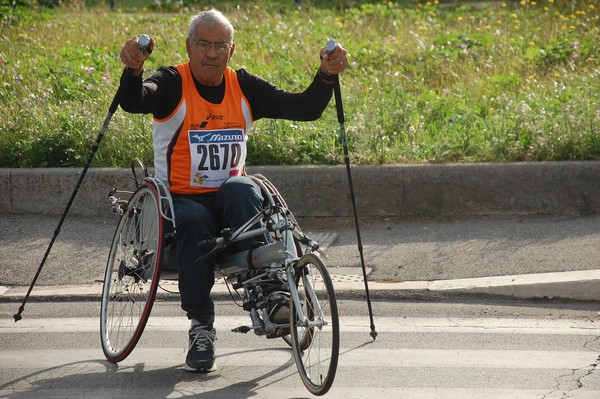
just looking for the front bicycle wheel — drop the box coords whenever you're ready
[100,183,163,363]
[290,253,339,396]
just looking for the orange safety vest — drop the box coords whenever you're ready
[152,63,253,195]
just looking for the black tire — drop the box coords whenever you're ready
[100,183,163,363]
[290,253,339,396]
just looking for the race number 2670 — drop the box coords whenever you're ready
[196,143,242,171]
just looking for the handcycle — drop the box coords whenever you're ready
[99,159,340,396]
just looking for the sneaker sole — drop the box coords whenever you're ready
[184,361,217,373]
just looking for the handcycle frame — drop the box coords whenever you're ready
[100,158,339,396]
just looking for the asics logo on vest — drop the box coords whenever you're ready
[206,113,224,120]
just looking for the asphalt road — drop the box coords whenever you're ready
[1,212,599,288]
[1,299,599,398]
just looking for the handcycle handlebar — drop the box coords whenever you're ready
[194,209,302,273]
[196,217,288,253]
[196,208,323,259]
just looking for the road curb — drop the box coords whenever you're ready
[2,269,599,302]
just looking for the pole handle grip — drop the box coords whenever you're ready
[325,39,336,54]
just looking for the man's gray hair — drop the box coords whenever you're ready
[189,9,234,42]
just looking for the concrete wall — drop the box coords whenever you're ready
[1,161,599,217]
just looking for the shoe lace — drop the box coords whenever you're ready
[189,327,217,352]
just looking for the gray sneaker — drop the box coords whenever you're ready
[185,325,217,373]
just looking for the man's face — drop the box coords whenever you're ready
[186,23,235,86]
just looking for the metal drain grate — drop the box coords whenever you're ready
[305,232,338,252]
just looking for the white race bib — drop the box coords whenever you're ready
[188,129,246,188]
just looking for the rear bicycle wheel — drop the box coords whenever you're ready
[290,253,339,396]
[100,183,163,363]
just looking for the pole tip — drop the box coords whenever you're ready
[13,306,24,322]
[370,329,378,341]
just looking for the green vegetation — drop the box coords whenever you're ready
[0,0,598,167]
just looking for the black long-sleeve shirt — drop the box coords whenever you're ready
[119,66,334,122]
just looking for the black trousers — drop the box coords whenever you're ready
[173,176,264,325]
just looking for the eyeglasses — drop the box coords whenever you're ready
[189,39,232,54]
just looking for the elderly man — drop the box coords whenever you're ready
[119,8,348,372]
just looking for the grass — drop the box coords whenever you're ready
[0,0,599,167]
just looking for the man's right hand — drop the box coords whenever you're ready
[120,36,155,76]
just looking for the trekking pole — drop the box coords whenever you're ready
[326,40,377,340]
[13,35,152,322]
